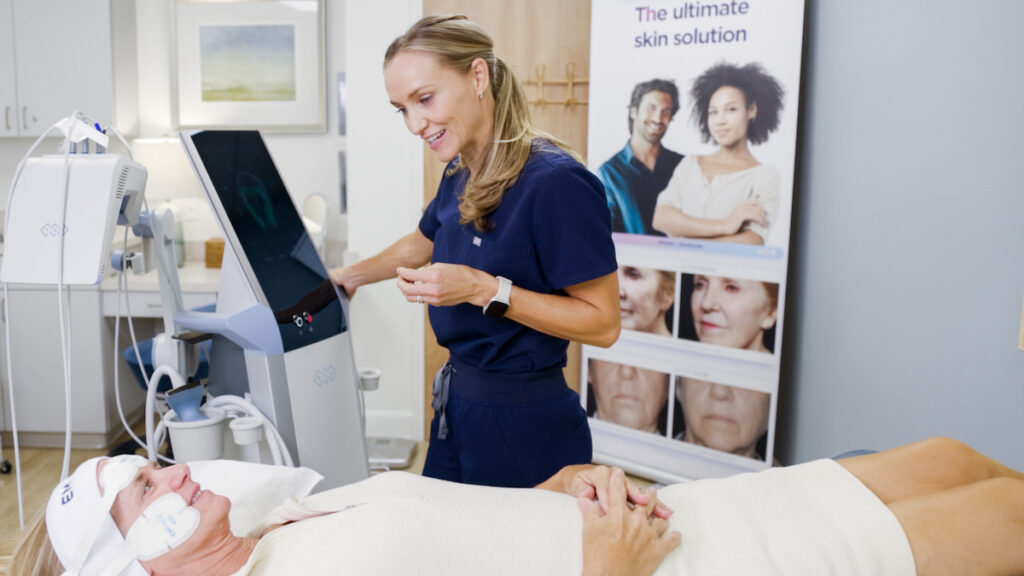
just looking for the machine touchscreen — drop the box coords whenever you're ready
[185,130,346,353]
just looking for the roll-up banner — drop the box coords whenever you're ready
[584,0,806,482]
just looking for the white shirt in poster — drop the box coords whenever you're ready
[656,154,781,242]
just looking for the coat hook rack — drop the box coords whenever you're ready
[522,63,589,108]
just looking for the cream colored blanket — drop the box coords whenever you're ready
[231,459,915,576]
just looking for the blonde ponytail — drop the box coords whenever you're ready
[385,15,579,231]
[9,511,64,576]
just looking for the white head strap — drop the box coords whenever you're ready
[46,455,200,576]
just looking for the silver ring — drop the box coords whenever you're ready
[417,295,423,304]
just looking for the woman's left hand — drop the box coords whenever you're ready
[396,263,492,307]
[579,468,680,576]
[556,464,673,520]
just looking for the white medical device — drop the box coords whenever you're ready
[1,155,145,285]
[0,112,150,529]
[177,130,369,489]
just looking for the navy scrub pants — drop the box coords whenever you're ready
[423,359,592,488]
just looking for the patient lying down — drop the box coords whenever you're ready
[11,437,1024,576]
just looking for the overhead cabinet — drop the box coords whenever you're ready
[0,0,136,137]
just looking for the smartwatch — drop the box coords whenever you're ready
[482,276,512,318]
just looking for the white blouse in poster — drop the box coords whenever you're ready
[584,0,806,483]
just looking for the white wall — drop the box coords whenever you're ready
[778,0,1024,469]
[344,0,425,439]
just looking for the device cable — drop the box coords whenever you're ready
[2,285,24,528]
[144,365,187,461]
[2,117,68,529]
[104,124,133,161]
[206,395,294,467]
[56,110,85,481]
[112,227,178,464]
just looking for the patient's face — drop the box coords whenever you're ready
[678,378,770,459]
[102,460,231,566]
[589,359,668,434]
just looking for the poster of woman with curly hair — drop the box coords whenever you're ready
[584,0,805,482]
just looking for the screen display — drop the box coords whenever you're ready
[188,130,346,353]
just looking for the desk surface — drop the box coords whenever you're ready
[99,260,221,293]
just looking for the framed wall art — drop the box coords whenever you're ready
[175,0,326,131]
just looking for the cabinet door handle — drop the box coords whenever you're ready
[4,106,9,131]
[22,106,29,130]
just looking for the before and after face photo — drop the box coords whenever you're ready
[585,357,770,462]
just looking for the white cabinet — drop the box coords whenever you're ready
[0,262,220,448]
[0,283,146,449]
[0,289,6,431]
[0,0,136,137]
[0,0,17,137]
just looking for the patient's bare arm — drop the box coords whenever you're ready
[536,464,673,520]
[579,468,680,576]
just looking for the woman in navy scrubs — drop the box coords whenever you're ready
[330,15,620,488]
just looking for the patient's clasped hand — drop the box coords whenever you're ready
[12,437,1024,576]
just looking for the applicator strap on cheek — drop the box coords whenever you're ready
[126,493,201,561]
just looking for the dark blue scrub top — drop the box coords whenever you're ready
[419,140,617,374]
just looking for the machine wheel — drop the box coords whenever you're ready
[0,459,11,474]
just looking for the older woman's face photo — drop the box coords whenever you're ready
[589,359,669,434]
[707,85,756,148]
[618,266,674,335]
[384,50,491,168]
[691,275,776,352]
[678,378,770,459]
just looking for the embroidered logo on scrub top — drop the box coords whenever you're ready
[473,236,482,246]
